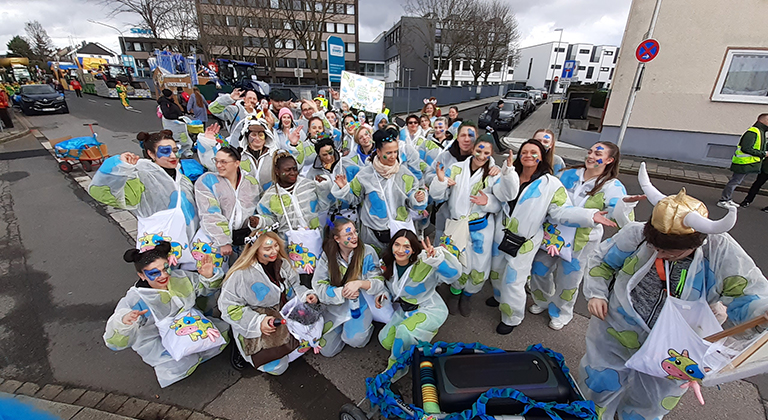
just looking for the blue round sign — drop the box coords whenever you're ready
[636,39,660,63]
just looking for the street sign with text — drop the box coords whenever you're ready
[326,36,345,84]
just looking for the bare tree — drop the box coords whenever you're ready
[163,0,199,52]
[403,0,476,85]
[465,0,519,84]
[282,0,347,84]
[196,0,253,61]
[99,0,174,38]
[251,2,296,83]
[25,21,56,66]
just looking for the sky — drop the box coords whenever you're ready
[0,0,632,60]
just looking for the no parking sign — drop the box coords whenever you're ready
[636,39,660,63]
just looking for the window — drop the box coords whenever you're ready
[600,67,610,71]
[320,42,326,51]
[270,0,278,7]
[604,50,614,56]
[550,64,561,69]
[274,39,283,49]
[435,28,442,43]
[286,58,297,68]
[579,49,590,54]
[346,4,354,14]
[298,58,307,68]
[335,3,345,14]
[577,66,586,71]
[609,68,614,80]
[346,42,356,53]
[326,22,335,32]
[133,42,143,51]
[590,46,599,62]
[346,24,355,34]
[336,23,345,33]
[493,62,502,73]
[285,39,294,49]
[712,49,768,104]
[586,67,594,78]
[375,63,385,74]
[555,47,565,53]
[276,58,287,68]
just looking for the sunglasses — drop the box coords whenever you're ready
[407,121,419,125]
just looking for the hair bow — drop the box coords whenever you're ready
[244,223,281,245]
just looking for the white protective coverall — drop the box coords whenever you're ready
[529,168,632,326]
[194,171,261,247]
[429,158,501,294]
[256,177,330,238]
[312,245,387,357]
[104,270,228,388]
[579,222,768,420]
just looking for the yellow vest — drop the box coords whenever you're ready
[732,126,762,165]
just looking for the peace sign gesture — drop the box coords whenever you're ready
[421,237,436,258]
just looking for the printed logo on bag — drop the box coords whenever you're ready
[288,243,317,271]
[439,235,461,259]
[542,223,570,252]
[169,312,221,342]
[138,232,187,260]
[191,240,225,269]
[661,349,711,382]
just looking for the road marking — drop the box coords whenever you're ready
[103,103,111,107]
[88,99,97,103]
[127,108,142,114]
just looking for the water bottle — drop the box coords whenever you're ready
[350,297,361,319]
[268,318,286,328]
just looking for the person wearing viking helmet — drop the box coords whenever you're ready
[579,162,768,420]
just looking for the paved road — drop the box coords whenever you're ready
[1,98,767,419]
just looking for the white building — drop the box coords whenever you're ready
[513,41,618,93]
[435,58,513,86]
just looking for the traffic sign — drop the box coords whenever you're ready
[635,39,660,63]
[561,60,577,79]
[326,36,345,84]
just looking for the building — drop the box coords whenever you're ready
[119,36,201,77]
[594,0,768,167]
[361,16,512,88]
[513,41,618,93]
[195,0,359,84]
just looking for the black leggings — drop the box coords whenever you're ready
[744,172,768,204]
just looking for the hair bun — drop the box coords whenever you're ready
[136,132,149,141]
[153,241,172,255]
[123,248,141,263]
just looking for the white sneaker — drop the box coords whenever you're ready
[717,200,738,209]
[528,304,546,315]
[549,318,566,331]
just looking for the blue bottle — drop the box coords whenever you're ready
[350,297,361,319]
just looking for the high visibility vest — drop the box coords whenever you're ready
[732,126,763,165]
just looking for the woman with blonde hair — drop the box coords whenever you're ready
[187,87,208,125]
[218,230,318,373]
[533,129,565,175]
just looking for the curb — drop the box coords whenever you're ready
[0,378,222,420]
[0,112,31,144]
[618,165,768,197]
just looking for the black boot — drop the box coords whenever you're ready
[496,322,515,335]
[459,294,472,317]
[485,297,500,307]
[230,339,248,371]
[740,200,751,208]
[447,293,460,315]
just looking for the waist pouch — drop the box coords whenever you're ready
[371,228,391,245]
[232,227,251,246]
[395,298,419,312]
[468,214,489,232]
[498,229,528,258]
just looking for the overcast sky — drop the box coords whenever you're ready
[1,0,631,60]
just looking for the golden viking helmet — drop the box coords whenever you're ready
[638,162,737,235]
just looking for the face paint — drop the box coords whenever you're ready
[596,145,604,151]
[343,240,350,246]
[264,239,275,246]
[478,144,485,149]
[475,152,481,157]
[263,254,271,259]
[596,159,603,164]
[542,134,551,140]
[143,263,169,281]
[532,154,538,158]
[281,172,287,176]
[345,227,352,233]
[405,249,411,254]
[156,145,173,158]
[468,129,475,140]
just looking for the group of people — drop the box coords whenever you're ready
[90,87,768,420]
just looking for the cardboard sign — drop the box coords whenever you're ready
[339,71,385,114]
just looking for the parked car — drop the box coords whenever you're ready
[528,89,545,105]
[503,90,535,117]
[478,100,522,130]
[17,84,69,115]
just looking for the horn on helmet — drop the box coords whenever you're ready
[683,205,737,234]
[638,162,666,205]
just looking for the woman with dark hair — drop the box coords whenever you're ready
[194,145,262,259]
[332,127,429,253]
[285,103,333,174]
[488,139,616,335]
[312,219,386,357]
[576,163,768,420]
[341,114,358,153]
[306,137,360,221]
[375,230,461,372]
[186,86,208,125]
[218,231,318,374]
[416,116,452,169]
[430,133,501,317]
[533,129,565,175]
[158,88,193,157]
[104,242,227,388]
[529,142,639,331]
[89,131,199,267]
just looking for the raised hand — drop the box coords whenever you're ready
[120,152,140,165]
[230,88,243,101]
[264,110,275,128]
[204,122,220,138]
[329,88,340,101]
[593,210,618,228]
[220,244,233,256]
[199,254,214,278]
[446,178,457,187]
[305,293,318,304]
[334,174,347,188]
[422,237,436,258]
[469,190,488,206]
[415,190,426,203]
[435,162,446,182]
[489,166,501,177]
[261,316,276,335]
[506,153,515,167]
[288,126,303,146]
[122,309,148,326]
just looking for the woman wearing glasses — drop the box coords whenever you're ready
[332,127,429,253]
[89,130,199,268]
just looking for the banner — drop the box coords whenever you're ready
[339,71,385,114]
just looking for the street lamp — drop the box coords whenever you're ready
[549,28,563,96]
[404,67,414,113]
[88,20,125,60]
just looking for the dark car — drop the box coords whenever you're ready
[18,84,69,116]
[503,90,535,117]
[478,100,522,130]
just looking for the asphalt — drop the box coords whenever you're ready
[1,92,767,420]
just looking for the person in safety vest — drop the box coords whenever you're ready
[717,113,768,208]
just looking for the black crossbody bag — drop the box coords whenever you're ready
[498,228,528,257]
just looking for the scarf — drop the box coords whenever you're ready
[372,156,400,179]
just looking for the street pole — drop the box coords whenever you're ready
[616,0,663,150]
[549,29,563,97]
[405,67,414,114]
[88,20,125,60]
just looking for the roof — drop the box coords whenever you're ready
[76,42,116,57]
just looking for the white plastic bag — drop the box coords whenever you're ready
[281,293,324,356]
[155,307,226,361]
[440,218,470,266]
[286,228,323,274]
[539,220,575,262]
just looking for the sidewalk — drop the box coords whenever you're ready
[501,102,768,197]
[0,108,31,143]
[394,95,499,119]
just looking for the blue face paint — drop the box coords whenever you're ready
[405,249,411,254]
[144,263,169,281]
[596,145,605,151]
[156,146,174,158]
[468,129,475,140]
[543,134,551,140]
[478,144,485,149]
[345,226,352,233]
[597,159,603,164]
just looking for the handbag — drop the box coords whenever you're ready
[277,185,323,274]
[154,307,226,361]
[440,218,470,266]
[498,228,528,258]
[244,306,299,367]
[136,171,193,264]
[539,220,576,262]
